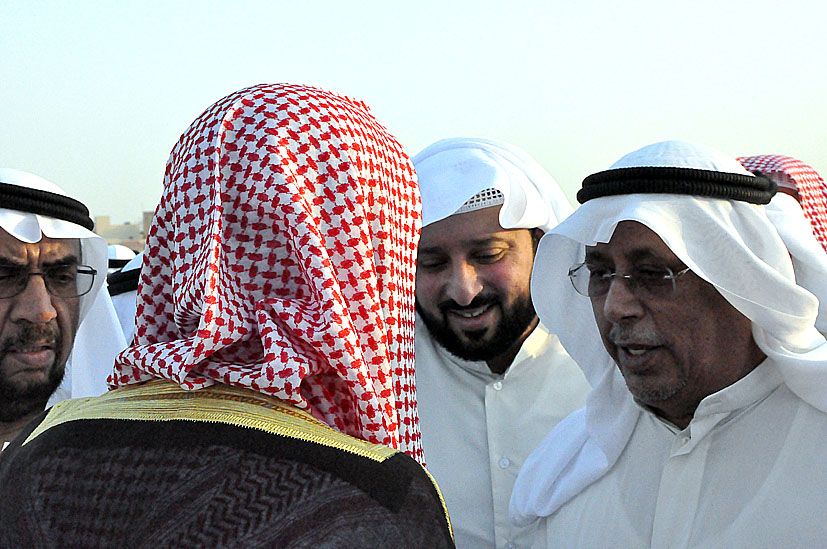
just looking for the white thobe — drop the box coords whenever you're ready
[416,317,590,548]
[534,359,827,548]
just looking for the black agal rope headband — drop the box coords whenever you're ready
[577,167,778,205]
[107,267,139,296]
[0,181,94,230]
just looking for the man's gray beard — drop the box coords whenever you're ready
[416,294,538,363]
[607,325,685,407]
[0,322,66,422]
[628,377,687,408]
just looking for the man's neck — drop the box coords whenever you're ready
[1,409,41,448]
[647,346,768,430]
[485,317,539,375]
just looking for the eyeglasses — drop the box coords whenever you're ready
[568,262,691,299]
[0,264,97,299]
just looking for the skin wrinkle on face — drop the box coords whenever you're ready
[587,221,766,429]
[415,205,539,375]
[0,229,81,421]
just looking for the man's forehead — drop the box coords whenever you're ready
[419,205,520,249]
[0,228,81,261]
[584,221,677,262]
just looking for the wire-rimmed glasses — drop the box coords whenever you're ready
[568,262,691,299]
[0,264,97,299]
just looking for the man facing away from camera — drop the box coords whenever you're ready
[510,140,827,547]
[0,84,454,547]
[412,137,590,548]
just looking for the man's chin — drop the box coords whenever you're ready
[445,334,499,362]
[0,360,65,422]
[429,326,508,363]
[418,299,538,363]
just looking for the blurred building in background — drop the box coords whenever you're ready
[94,211,153,252]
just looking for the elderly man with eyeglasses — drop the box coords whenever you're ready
[0,168,123,448]
[509,140,827,547]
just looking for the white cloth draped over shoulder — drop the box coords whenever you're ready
[510,140,827,526]
[0,168,126,405]
[764,193,827,335]
[412,137,573,230]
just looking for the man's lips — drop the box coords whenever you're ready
[620,344,658,356]
[447,304,492,319]
[5,339,56,353]
[445,303,496,330]
[613,341,664,369]
[3,341,57,371]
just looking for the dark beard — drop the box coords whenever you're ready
[416,293,538,363]
[0,322,65,422]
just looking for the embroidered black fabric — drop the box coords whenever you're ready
[577,167,777,205]
[0,414,455,548]
[0,181,94,230]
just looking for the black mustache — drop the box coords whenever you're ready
[438,295,499,314]
[1,322,60,353]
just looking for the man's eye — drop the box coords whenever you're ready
[0,268,20,281]
[418,258,446,270]
[586,266,612,279]
[46,266,78,286]
[474,250,504,263]
[635,267,670,282]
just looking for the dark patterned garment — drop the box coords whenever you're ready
[0,383,454,548]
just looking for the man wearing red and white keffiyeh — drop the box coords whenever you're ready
[109,83,423,460]
[0,84,454,548]
[738,154,827,253]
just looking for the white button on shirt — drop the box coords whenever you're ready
[416,317,591,548]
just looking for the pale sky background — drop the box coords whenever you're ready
[1,0,824,224]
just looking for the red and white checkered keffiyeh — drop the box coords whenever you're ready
[109,84,423,461]
[738,154,827,253]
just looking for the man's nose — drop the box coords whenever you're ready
[445,262,483,307]
[602,276,645,323]
[10,274,58,324]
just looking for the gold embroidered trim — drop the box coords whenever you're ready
[422,465,455,539]
[23,379,397,462]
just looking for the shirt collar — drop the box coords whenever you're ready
[639,357,783,431]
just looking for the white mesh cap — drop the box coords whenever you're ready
[412,137,573,231]
[454,187,505,215]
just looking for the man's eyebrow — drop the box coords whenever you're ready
[418,245,447,256]
[0,257,25,268]
[584,249,608,263]
[469,235,512,246]
[584,247,673,264]
[42,255,81,268]
[625,248,670,263]
[419,236,510,255]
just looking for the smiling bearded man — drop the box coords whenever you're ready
[415,203,539,366]
[412,137,590,548]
